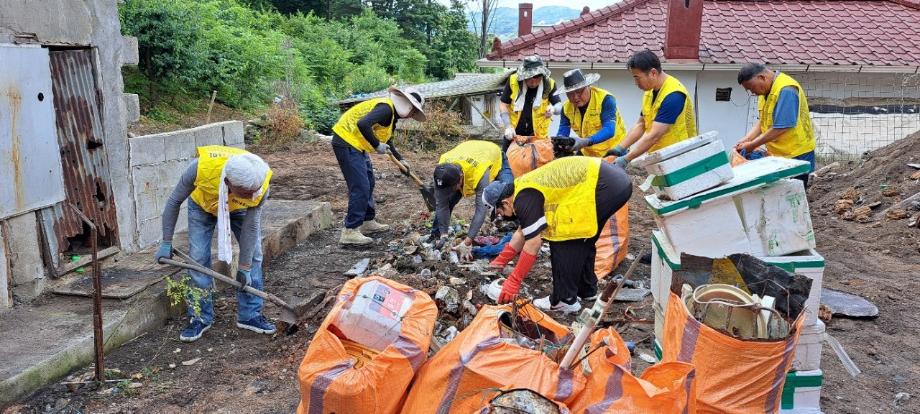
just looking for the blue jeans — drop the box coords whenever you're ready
[186,201,264,325]
[793,150,816,187]
[333,142,376,229]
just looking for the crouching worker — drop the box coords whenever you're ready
[431,140,514,260]
[332,86,426,245]
[154,146,275,342]
[483,157,632,313]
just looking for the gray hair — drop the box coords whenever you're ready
[738,63,768,84]
[224,153,270,191]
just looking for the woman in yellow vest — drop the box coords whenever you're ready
[499,55,561,149]
[611,50,698,168]
[331,86,426,245]
[430,140,514,260]
[154,145,274,342]
[735,63,817,185]
[482,157,632,313]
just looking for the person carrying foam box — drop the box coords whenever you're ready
[604,50,698,169]
[735,63,817,186]
[482,157,632,313]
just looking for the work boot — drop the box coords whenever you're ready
[340,228,373,245]
[358,220,390,234]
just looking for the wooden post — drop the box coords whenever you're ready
[205,90,218,124]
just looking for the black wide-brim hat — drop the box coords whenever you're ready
[555,68,600,95]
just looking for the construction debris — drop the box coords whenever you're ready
[821,288,879,318]
[434,286,460,315]
[344,258,370,277]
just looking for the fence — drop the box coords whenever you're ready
[747,72,920,160]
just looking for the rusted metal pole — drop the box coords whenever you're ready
[68,204,104,382]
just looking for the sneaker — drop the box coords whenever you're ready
[358,220,390,234]
[579,293,599,301]
[533,296,582,314]
[340,228,373,245]
[179,319,212,342]
[237,315,277,335]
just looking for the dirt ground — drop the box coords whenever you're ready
[10,139,920,413]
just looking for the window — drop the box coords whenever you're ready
[715,87,732,102]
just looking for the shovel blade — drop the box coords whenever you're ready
[420,185,436,212]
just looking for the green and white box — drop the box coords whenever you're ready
[736,178,816,256]
[780,369,823,413]
[645,157,812,258]
[635,131,734,201]
[651,230,826,327]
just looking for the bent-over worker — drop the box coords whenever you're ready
[431,140,514,260]
[735,63,817,185]
[499,55,561,149]
[155,145,275,342]
[483,156,632,313]
[610,50,698,167]
[331,86,426,245]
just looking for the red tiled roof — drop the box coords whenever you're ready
[488,0,920,67]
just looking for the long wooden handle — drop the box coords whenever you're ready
[387,152,425,186]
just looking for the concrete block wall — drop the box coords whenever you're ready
[0,214,46,303]
[129,121,246,248]
[0,226,10,309]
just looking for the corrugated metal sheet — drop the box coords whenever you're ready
[46,49,119,253]
[336,70,513,105]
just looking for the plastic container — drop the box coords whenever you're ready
[642,137,734,200]
[792,320,825,372]
[736,178,817,256]
[333,279,414,351]
[779,369,823,413]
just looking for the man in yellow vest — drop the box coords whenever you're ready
[430,140,514,260]
[735,63,817,185]
[610,50,698,167]
[331,86,426,245]
[155,146,274,342]
[482,157,632,313]
[499,55,561,149]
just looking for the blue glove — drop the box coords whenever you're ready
[615,156,629,169]
[154,241,172,263]
[608,145,628,157]
[236,268,252,290]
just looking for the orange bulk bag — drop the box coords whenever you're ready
[594,204,630,279]
[506,137,555,177]
[660,291,804,414]
[296,276,438,414]
[477,388,572,413]
[570,328,697,413]
[401,303,585,413]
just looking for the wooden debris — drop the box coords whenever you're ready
[886,208,910,220]
[882,186,902,197]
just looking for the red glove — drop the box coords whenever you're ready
[498,251,537,304]
[489,244,519,269]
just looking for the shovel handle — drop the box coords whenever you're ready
[160,252,294,312]
[387,152,425,186]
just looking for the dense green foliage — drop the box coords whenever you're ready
[120,0,478,133]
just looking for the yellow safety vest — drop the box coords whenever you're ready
[759,72,816,158]
[438,140,502,197]
[513,156,601,241]
[562,86,627,158]
[508,73,555,138]
[332,98,396,153]
[641,75,697,152]
[189,146,272,214]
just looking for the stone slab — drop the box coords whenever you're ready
[821,288,879,318]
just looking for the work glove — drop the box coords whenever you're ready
[453,239,474,262]
[236,268,252,290]
[497,251,537,304]
[615,156,629,169]
[571,137,591,152]
[503,127,516,141]
[543,106,553,119]
[608,145,627,157]
[489,243,519,269]
[375,143,390,155]
[154,241,172,264]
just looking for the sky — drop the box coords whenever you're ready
[448,0,618,10]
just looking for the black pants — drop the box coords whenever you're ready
[549,163,632,304]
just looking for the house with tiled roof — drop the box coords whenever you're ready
[480,0,920,158]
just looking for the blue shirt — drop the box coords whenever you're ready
[640,91,686,124]
[557,95,618,144]
[771,86,800,129]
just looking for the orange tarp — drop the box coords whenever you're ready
[594,204,630,279]
[506,137,554,177]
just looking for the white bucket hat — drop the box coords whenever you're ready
[389,86,426,122]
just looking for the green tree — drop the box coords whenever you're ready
[428,0,478,79]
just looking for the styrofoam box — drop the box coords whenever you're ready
[334,279,413,352]
[792,320,825,372]
[632,131,719,168]
[645,157,811,258]
[736,178,817,257]
[780,370,824,414]
[651,231,826,325]
[647,139,734,201]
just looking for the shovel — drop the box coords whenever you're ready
[158,249,311,335]
[386,152,436,211]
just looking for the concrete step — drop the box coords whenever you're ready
[0,200,333,408]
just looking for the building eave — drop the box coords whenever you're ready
[476,59,920,74]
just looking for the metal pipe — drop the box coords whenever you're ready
[68,203,104,382]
